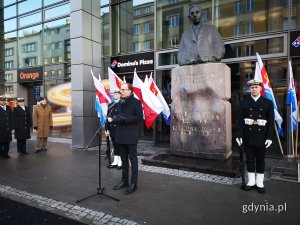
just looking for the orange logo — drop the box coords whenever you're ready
[19,72,40,80]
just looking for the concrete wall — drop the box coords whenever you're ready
[71,0,101,148]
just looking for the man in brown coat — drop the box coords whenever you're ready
[32,97,53,153]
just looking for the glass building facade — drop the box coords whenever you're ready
[1,0,300,147]
[1,0,71,137]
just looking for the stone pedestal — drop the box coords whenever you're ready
[170,63,231,160]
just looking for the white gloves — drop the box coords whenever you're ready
[257,119,267,126]
[236,138,243,146]
[244,118,254,125]
[33,129,37,134]
[11,129,15,134]
[107,117,113,122]
[105,130,110,137]
[265,139,272,148]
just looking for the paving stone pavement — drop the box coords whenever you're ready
[1,138,299,225]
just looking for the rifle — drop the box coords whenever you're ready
[104,130,111,167]
[238,144,246,190]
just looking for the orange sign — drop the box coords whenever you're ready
[18,67,43,83]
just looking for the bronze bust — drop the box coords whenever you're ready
[177,5,225,65]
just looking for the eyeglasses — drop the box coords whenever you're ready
[120,89,129,91]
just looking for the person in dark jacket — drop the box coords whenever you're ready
[13,98,32,155]
[106,90,122,169]
[0,96,13,159]
[236,79,274,194]
[110,83,143,194]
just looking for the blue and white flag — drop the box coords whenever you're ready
[95,95,105,127]
[287,60,298,132]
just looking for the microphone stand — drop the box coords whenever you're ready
[76,126,119,203]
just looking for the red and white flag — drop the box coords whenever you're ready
[108,67,123,93]
[148,74,171,125]
[133,69,163,128]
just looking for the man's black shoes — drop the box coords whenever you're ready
[257,186,265,194]
[108,164,117,169]
[244,185,256,191]
[113,181,128,190]
[125,184,137,194]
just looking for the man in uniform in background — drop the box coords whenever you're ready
[106,90,122,169]
[236,79,274,194]
[0,96,13,159]
[13,97,32,155]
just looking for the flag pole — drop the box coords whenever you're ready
[274,122,284,157]
[295,102,300,157]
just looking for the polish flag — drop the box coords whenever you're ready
[148,74,171,125]
[108,67,123,93]
[133,69,163,128]
[92,70,111,104]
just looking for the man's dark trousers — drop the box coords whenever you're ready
[119,144,138,185]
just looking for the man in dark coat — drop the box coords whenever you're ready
[13,98,32,155]
[236,79,274,194]
[111,83,143,194]
[0,96,13,159]
[106,90,122,169]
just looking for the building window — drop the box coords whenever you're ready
[215,6,220,19]
[245,71,253,80]
[144,22,150,33]
[51,56,62,63]
[167,15,179,27]
[144,6,152,14]
[44,58,50,64]
[24,57,37,66]
[5,85,14,93]
[144,41,150,50]
[5,73,13,81]
[233,46,241,57]
[246,45,254,56]
[235,1,242,14]
[202,9,208,21]
[5,61,13,69]
[133,42,140,52]
[168,36,179,47]
[134,9,141,16]
[246,22,254,34]
[246,0,255,12]
[234,23,242,36]
[133,24,140,35]
[23,43,37,52]
[5,48,14,57]
[50,41,63,50]
[168,0,178,4]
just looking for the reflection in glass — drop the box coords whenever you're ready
[18,25,42,68]
[43,18,70,78]
[101,6,110,56]
[215,0,286,39]
[224,37,283,59]
[111,0,154,55]
[44,0,62,6]
[4,5,16,19]
[44,3,69,20]
[18,0,42,15]
[19,12,42,28]
[4,0,16,6]
[4,18,16,32]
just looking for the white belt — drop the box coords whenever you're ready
[244,118,267,126]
